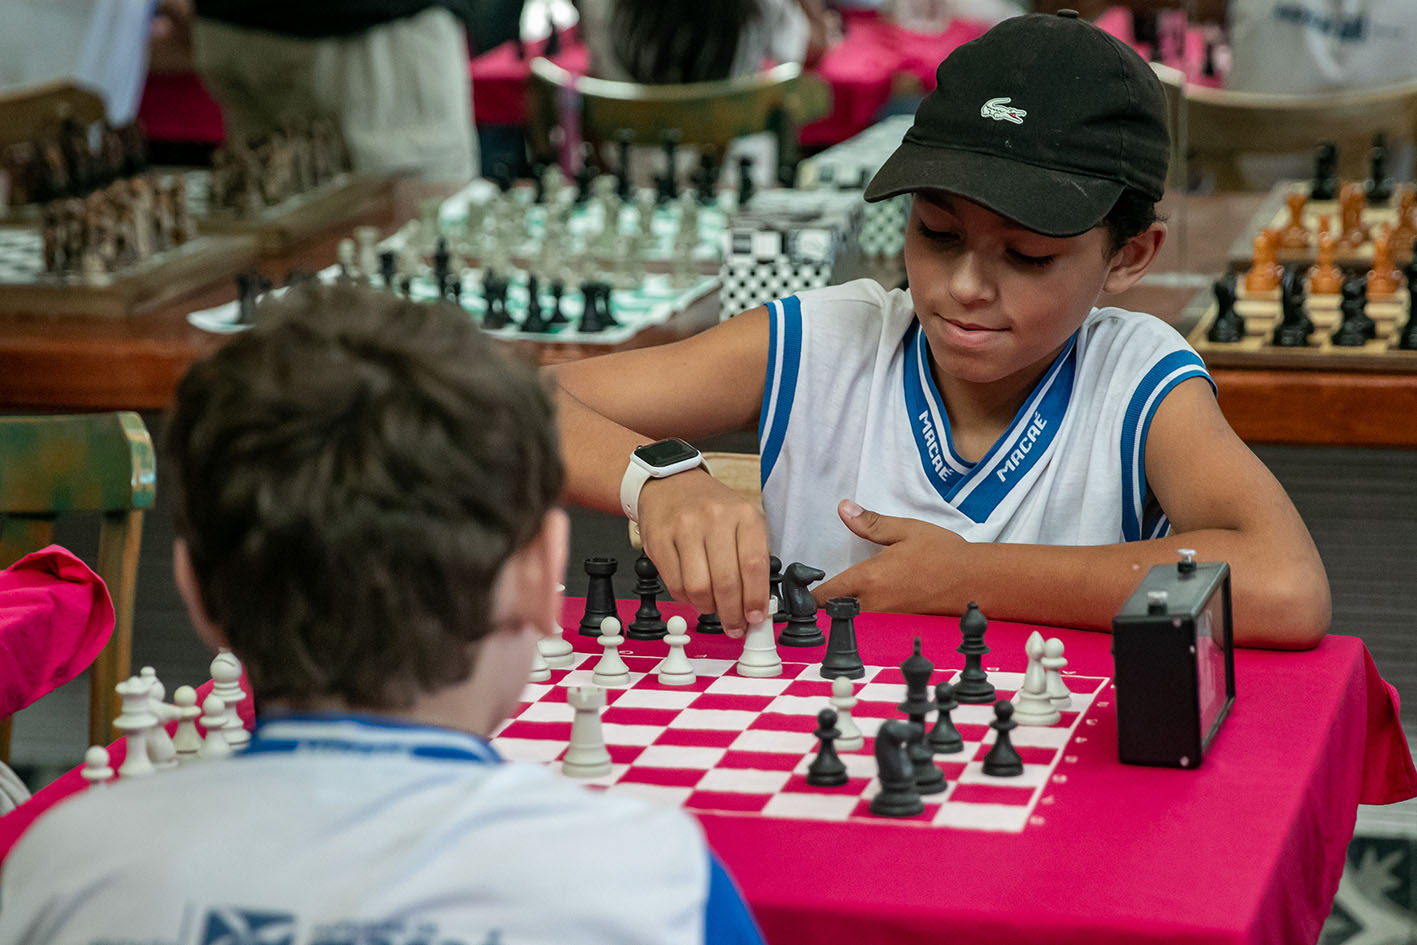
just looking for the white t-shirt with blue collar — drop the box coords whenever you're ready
[0,715,764,945]
[758,279,1213,580]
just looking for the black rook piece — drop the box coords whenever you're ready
[579,556,619,636]
[820,597,865,680]
[1206,272,1244,343]
[778,562,826,647]
[869,720,924,817]
[626,553,668,639]
[928,681,965,754]
[953,602,996,704]
[898,638,946,793]
[805,708,849,787]
[982,700,1024,777]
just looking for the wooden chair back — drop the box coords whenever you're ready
[0,79,107,151]
[1152,65,1417,190]
[628,451,761,549]
[0,412,156,761]
[527,57,828,174]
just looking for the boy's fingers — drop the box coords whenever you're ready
[672,536,718,620]
[705,529,747,634]
[737,516,772,625]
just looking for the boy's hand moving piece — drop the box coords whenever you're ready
[637,469,772,638]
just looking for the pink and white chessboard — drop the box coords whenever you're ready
[491,650,1108,833]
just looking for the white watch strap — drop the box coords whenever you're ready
[619,453,709,523]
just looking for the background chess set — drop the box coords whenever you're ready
[1226,179,1415,272]
[795,114,912,261]
[493,612,1108,833]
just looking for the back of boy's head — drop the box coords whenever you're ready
[165,282,564,709]
[866,10,1170,239]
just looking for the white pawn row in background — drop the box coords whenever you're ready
[82,648,250,787]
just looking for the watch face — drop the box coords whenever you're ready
[635,438,699,468]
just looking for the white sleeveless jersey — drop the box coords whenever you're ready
[758,279,1213,580]
[0,715,763,945]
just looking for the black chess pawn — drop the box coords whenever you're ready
[615,129,634,201]
[1272,266,1312,348]
[805,708,849,787]
[695,612,725,635]
[737,155,756,207]
[1206,272,1244,343]
[868,720,924,817]
[378,249,397,290]
[1366,133,1393,205]
[548,279,569,324]
[897,638,946,794]
[578,281,605,333]
[953,602,996,704]
[927,681,965,754]
[981,700,1024,777]
[1332,276,1376,347]
[626,553,668,639]
[521,274,551,333]
[778,562,826,647]
[579,556,619,636]
[768,556,787,623]
[1310,142,1339,202]
[821,597,865,680]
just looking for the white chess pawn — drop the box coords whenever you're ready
[171,685,204,761]
[209,648,249,748]
[198,694,233,760]
[529,643,552,683]
[1013,631,1061,726]
[829,675,864,752]
[590,616,631,687]
[736,598,782,678]
[1043,637,1072,709]
[140,667,179,770]
[114,675,158,778]
[538,584,575,668]
[81,745,114,788]
[561,685,612,778]
[656,616,695,686]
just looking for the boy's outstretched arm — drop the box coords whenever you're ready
[548,308,774,635]
[814,377,1330,649]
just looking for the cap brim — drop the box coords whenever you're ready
[863,142,1126,238]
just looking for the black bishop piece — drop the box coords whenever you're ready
[897,638,946,794]
[626,553,668,639]
[953,602,996,704]
[778,562,826,647]
[820,596,865,680]
[579,556,619,636]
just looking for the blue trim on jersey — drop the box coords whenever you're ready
[703,852,767,945]
[1145,512,1172,539]
[759,296,803,488]
[240,714,501,765]
[1119,352,1214,541]
[903,326,1080,522]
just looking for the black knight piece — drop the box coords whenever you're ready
[820,597,865,679]
[928,681,965,754]
[981,700,1024,777]
[898,638,946,793]
[579,556,619,636]
[869,720,924,817]
[778,562,827,646]
[805,708,849,787]
[626,553,668,639]
[953,602,996,704]
[1206,272,1244,343]
[1272,266,1311,348]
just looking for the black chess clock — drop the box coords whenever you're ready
[1111,550,1236,769]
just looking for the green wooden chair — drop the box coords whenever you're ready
[526,57,830,178]
[0,412,156,762]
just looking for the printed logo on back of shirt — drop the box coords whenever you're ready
[199,908,295,945]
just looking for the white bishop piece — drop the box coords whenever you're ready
[656,616,695,686]
[735,598,782,678]
[209,649,250,748]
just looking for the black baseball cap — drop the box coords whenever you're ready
[864,10,1170,237]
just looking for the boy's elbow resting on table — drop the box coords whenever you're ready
[1232,560,1331,651]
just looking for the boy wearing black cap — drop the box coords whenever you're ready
[551,12,1330,649]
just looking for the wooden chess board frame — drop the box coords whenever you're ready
[1225,178,1413,272]
[0,226,260,318]
[188,172,401,256]
[1187,283,1417,372]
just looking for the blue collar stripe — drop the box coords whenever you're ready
[902,323,959,502]
[953,336,1079,522]
[239,715,501,765]
[911,328,972,474]
[759,296,803,487]
[1119,352,1213,541]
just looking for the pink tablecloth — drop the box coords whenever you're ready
[4,599,1411,945]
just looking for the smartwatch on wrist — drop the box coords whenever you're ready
[619,438,706,522]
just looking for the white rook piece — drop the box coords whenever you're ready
[561,686,612,778]
[114,676,158,778]
[736,598,783,678]
[829,675,864,751]
[210,649,249,748]
[656,616,695,686]
[590,616,631,687]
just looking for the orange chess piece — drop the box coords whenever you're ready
[1390,185,1417,258]
[1279,190,1311,249]
[1367,224,1401,297]
[1245,228,1281,293]
[1337,182,1369,251]
[1307,229,1343,295]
